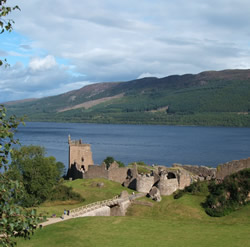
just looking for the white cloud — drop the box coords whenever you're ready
[29,55,57,71]
[0,57,87,102]
[0,0,249,101]
[137,73,164,79]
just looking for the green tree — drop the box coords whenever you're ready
[116,160,125,168]
[0,106,23,169]
[7,145,64,207]
[103,156,115,169]
[0,106,38,247]
[0,2,39,246]
[103,156,125,168]
[0,0,20,66]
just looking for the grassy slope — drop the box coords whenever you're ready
[16,180,250,247]
[34,178,134,217]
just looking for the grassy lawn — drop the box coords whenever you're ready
[34,178,134,217]
[16,189,250,247]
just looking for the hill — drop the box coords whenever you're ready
[16,183,250,247]
[6,69,250,127]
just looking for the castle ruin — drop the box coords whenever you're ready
[66,136,250,198]
[67,135,94,179]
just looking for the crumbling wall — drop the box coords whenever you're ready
[66,163,84,179]
[136,175,154,193]
[84,163,109,179]
[172,163,216,180]
[157,172,179,196]
[68,135,94,172]
[83,162,129,184]
[177,169,192,190]
[110,192,131,216]
[216,158,250,180]
[108,167,128,184]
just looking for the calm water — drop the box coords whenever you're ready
[15,122,250,169]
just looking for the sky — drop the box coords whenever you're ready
[0,0,250,102]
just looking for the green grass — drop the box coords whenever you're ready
[34,178,134,217]
[127,194,209,220]
[16,195,250,247]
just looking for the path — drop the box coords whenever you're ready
[40,193,145,227]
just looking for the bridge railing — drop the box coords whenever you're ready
[70,195,120,217]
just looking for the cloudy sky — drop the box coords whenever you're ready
[0,0,250,102]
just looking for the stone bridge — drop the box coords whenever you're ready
[70,193,145,217]
[41,192,145,227]
[70,195,123,217]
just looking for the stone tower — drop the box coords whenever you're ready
[68,135,94,172]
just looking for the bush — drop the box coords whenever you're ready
[136,161,147,166]
[103,156,125,168]
[116,160,125,167]
[173,190,184,199]
[203,168,250,217]
[174,180,209,199]
[103,156,115,169]
[48,185,84,202]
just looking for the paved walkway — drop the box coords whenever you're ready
[41,215,72,227]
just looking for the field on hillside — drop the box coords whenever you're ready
[16,179,250,247]
[34,178,134,217]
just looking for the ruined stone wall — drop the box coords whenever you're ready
[84,163,128,184]
[84,164,109,179]
[172,163,216,180]
[177,169,192,190]
[216,158,250,180]
[66,164,84,179]
[108,167,128,184]
[157,174,179,196]
[69,144,94,171]
[110,200,131,216]
[136,175,155,193]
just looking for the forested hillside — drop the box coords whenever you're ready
[6,69,250,127]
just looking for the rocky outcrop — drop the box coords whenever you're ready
[148,186,161,202]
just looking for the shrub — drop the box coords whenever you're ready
[117,160,125,167]
[136,161,147,166]
[173,190,184,199]
[103,156,115,169]
[203,168,250,217]
[103,157,125,168]
[174,180,209,199]
[49,185,84,202]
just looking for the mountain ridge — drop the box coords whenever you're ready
[6,69,250,127]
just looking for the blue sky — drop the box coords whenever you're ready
[1,0,250,102]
